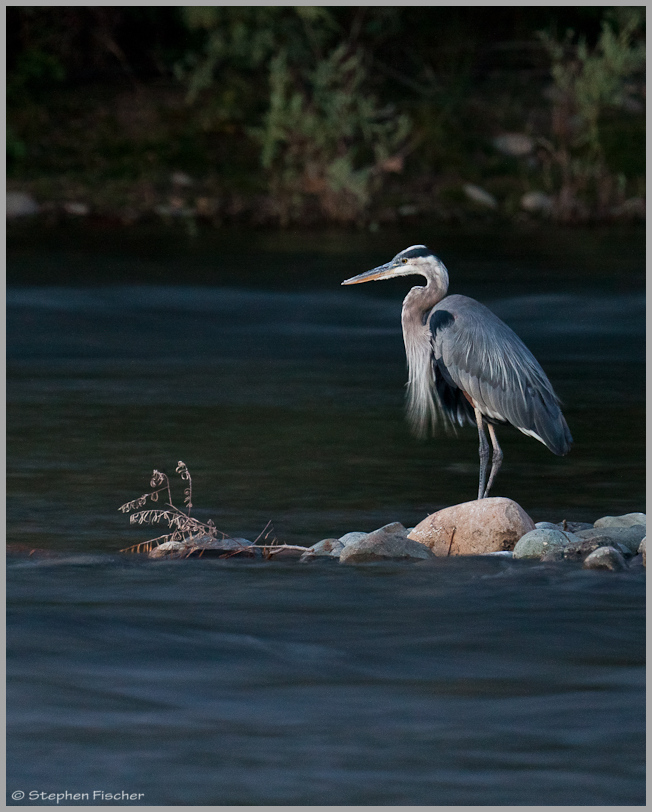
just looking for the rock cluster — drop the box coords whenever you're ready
[146,506,646,573]
[300,522,434,565]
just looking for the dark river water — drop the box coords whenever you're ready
[7,223,645,805]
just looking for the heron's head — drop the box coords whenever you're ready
[341,245,448,288]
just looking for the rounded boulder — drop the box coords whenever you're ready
[407,497,535,556]
[340,522,434,564]
[513,529,576,560]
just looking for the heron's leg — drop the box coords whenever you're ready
[484,423,504,498]
[474,406,490,500]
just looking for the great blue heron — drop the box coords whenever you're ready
[342,245,572,499]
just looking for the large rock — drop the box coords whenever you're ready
[408,498,535,556]
[513,529,577,560]
[339,522,434,564]
[575,525,646,554]
[583,546,628,572]
[594,512,646,529]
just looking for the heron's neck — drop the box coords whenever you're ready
[400,272,448,438]
[401,273,448,328]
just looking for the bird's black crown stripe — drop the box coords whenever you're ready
[399,245,434,260]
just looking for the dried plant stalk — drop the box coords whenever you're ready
[119,462,309,559]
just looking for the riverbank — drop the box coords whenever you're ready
[7,9,645,231]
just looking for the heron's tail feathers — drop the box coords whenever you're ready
[523,388,573,456]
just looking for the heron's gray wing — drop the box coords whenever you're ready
[430,295,572,455]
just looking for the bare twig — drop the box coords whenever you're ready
[447,527,457,556]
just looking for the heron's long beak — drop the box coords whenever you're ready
[341,261,396,285]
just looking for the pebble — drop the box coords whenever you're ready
[513,528,576,560]
[594,512,646,529]
[583,546,628,572]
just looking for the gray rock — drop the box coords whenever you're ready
[171,171,193,187]
[338,531,368,546]
[535,522,558,530]
[628,553,644,569]
[7,191,39,218]
[149,541,187,558]
[594,512,646,529]
[63,201,89,216]
[493,133,535,157]
[339,522,434,564]
[521,191,553,215]
[463,184,497,209]
[556,521,594,533]
[149,535,256,559]
[541,548,565,563]
[583,546,627,572]
[299,538,343,562]
[639,536,646,566]
[575,525,646,554]
[513,529,575,560]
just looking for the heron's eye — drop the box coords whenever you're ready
[402,258,408,264]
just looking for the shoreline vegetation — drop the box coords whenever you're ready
[7,7,645,230]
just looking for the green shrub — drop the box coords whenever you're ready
[537,8,645,220]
